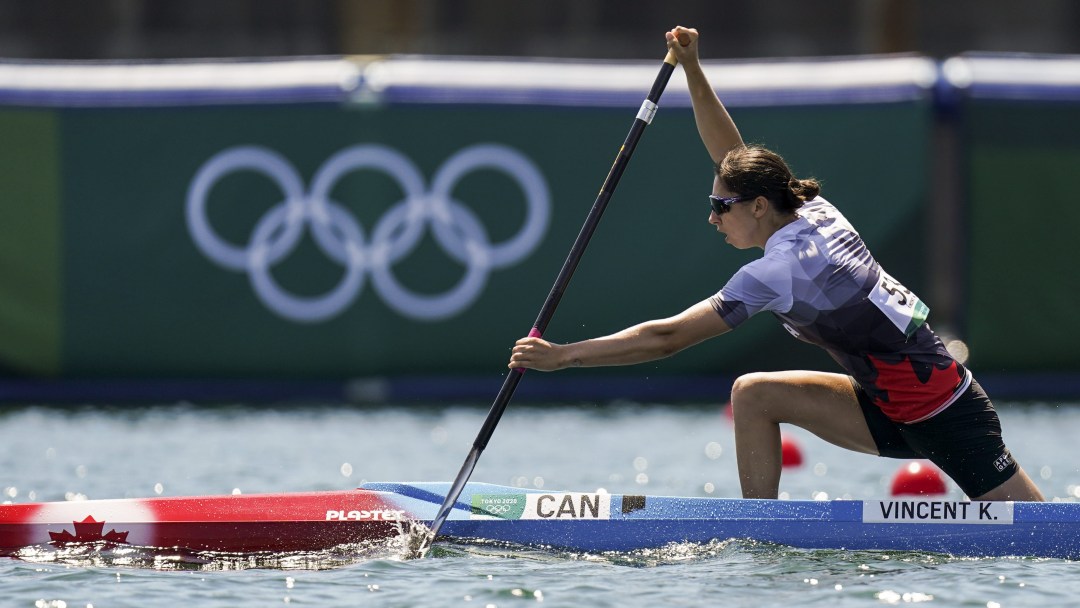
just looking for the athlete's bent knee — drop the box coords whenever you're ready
[730,372,785,418]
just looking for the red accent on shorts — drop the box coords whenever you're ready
[866,355,961,423]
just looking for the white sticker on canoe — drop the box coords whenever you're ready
[471,493,610,520]
[863,500,1013,525]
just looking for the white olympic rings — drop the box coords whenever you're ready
[186,143,550,322]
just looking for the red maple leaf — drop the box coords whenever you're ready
[866,354,961,420]
[49,515,130,545]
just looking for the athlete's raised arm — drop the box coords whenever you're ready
[666,26,744,164]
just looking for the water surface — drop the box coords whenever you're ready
[2,401,1077,607]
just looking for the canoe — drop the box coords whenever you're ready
[2,481,1077,559]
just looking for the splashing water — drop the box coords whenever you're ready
[400,519,436,560]
[11,519,441,571]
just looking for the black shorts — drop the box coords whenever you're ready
[852,377,1019,498]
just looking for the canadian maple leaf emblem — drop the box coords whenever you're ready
[49,515,130,544]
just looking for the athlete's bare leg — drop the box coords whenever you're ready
[729,370,876,499]
[973,468,1045,501]
[729,370,1046,502]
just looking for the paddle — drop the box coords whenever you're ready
[417,38,686,557]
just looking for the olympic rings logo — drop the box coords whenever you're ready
[484,504,513,515]
[185,143,550,322]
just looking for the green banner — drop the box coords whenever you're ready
[965,103,1080,371]
[0,110,62,375]
[0,101,933,380]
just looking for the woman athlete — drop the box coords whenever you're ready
[508,26,1044,502]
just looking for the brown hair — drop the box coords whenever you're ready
[716,145,820,214]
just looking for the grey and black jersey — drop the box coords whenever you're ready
[710,197,969,423]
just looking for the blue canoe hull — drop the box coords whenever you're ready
[365,482,1080,559]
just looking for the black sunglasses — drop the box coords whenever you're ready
[708,194,756,215]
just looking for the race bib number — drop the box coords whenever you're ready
[869,270,928,338]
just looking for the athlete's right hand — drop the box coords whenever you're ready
[509,336,564,372]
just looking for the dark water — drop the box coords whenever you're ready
[2,401,1077,607]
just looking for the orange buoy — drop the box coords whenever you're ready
[890,460,947,496]
[781,434,803,467]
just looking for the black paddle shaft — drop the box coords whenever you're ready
[425,50,680,546]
